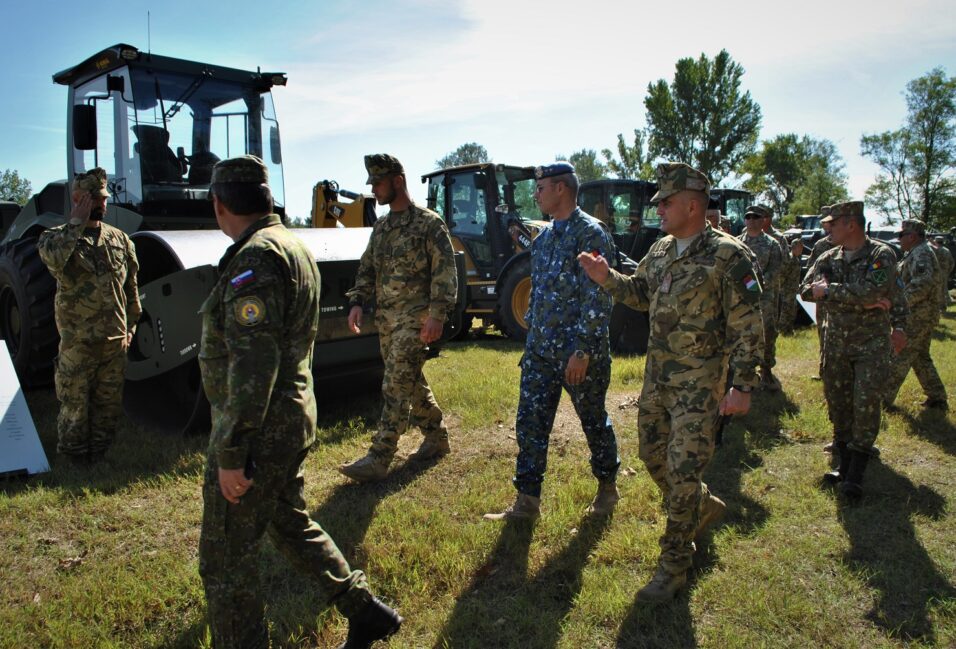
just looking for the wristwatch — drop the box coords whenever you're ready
[574,350,589,360]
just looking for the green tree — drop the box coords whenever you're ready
[556,149,607,183]
[435,142,490,170]
[861,67,956,228]
[601,129,655,180]
[742,134,848,215]
[644,50,761,184]
[0,169,32,205]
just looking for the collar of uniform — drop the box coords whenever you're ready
[383,203,417,231]
[220,214,282,271]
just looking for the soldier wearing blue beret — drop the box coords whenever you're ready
[485,162,621,521]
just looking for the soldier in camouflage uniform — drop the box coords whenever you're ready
[738,204,784,390]
[931,236,954,310]
[801,201,908,499]
[580,162,763,602]
[340,154,458,483]
[198,156,401,649]
[484,163,620,522]
[777,236,804,334]
[806,208,835,380]
[884,219,947,410]
[37,168,140,464]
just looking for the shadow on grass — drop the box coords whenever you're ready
[837,462,955,644]
[434,512,612,649]
[898,407,956,457]
[161,619,209,649]
[615,585,698,649]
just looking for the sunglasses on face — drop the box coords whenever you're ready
[744,215,763,220]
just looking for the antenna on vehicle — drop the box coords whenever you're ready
[148,10,151,55]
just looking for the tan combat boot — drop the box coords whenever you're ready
[694,494,726,540]
[338,453,390,483]
[586,482,620,516]
[409,435,451,461]
[482,493,540,521]
[637,565,687,603]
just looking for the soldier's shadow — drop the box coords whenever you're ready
[836,462,954,643]
[433,512,612,649]
[896,408,956,457]
[615,580,698,649]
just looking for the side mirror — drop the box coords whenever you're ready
[269,126,282,164]
[73,104,97,150]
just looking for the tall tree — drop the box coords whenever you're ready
[601,129,655,180]
[861,67,956,228]
[0,169,32,205]
[435,142,490,170]
[557,149,607,183]
[742,134,848,215]
[644,50,761,184]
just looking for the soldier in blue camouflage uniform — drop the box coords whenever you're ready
[580,162,764,602]
[801,200,908,499]
[37,168,141,464]
[484,162,620,521]
[198,156,401,649]
[340,154,458,483]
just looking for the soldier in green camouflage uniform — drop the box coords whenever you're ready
[580,162,763,602]
[806,209,835,380]
[884,219,947,410]
[340,154,458,483]
[739,204,783,390]
[801,201,908,499]
[37,168,140,463]
[931,236,954,310]
[198,156,402,649]
[777,236,805,334]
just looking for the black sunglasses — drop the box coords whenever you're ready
[744,215,763,220]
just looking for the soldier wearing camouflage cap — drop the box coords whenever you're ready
[340,154,458,482]
[806,205,836,382]
[930,235,954,310]
[37,167,141,464]
[198,155,402,648]
[580,161,764,602]
[883,218,947,411]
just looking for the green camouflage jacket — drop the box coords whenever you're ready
[738,231,783,298]
[899,240,941,321]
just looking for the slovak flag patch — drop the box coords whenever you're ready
[230,269,255,289]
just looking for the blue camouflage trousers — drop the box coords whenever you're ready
[513,352,620,498]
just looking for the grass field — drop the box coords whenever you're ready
[2,316,955,648]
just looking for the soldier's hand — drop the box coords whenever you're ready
[810,278,828,299]
[348,305,363,334]
[578,252,609,285]
[420,316,443,344]
[864,297,891,311]
[218,467,253,504]
[719,387,751,416]
[891,328,907,355]
[70,193,93,225]
[565,354,589,386]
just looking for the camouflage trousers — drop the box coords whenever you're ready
[815,306,828,375]
[370,321,445,460]
[760,295,778,369]
[884,313,946,404]
[514,352,619,498]
[54,339,126,458]
[637,380,720,575]
[821,334,888,455]
[778,290,799,334]
[199,447,370,649]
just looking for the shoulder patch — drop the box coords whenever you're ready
[230,269,256,289]
[727,255,762,305]
[235,296,266,326]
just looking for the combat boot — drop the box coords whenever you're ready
[338,596,403,649]
[838,450,871,500]
[338,453,390,483]
[822,442,850,486]
[409,435,451,461]
[760,367,781,392]
[586,482,620,516]
[694,494,726,540]
[637,565,687,603]
[483,493,540,521]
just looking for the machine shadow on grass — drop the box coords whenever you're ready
[837,462,955,644]
[434,513,612,649]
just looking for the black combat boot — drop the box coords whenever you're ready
[338,596,403,649]
[838,451,870,500]
[822,442,850,486]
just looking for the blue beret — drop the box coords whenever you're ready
[534,162,576,179]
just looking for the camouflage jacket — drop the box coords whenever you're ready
[932,243,954,301]
[738,231,783,297]
[602,225,764,390]
[801,237,908,346]
[37,222,141,346]
[346,203,457,325]
[199,214,320,471]
[899,240,941,320]
[805,236,835,281]
[526,208,614,360]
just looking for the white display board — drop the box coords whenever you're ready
[796,296,817,324]
[0,348,50,476]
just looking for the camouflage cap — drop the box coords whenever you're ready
[535,162,576,179]
[745,204,773,219]
[820,205,834,224]
[829,200,864,218]
[72,167,109,197]
[897,218,926,236]
[650,162,711,202]
[364,154,404,184]
[211,155,269,185]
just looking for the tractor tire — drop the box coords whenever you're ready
[0,237,59,387]
[609,303,649,355]
[496,257,532,342]
[450,314,473,341]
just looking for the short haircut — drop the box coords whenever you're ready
[848,213,866,228]
[551,172,579,197]
[688,190,709,213]
[210,182,273,216]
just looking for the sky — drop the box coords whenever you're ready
[1,0,954,222]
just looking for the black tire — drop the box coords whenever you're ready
[0,237,59,387]
[496,256,531,342]
[449,314,473,341]
[609,303,649,355]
